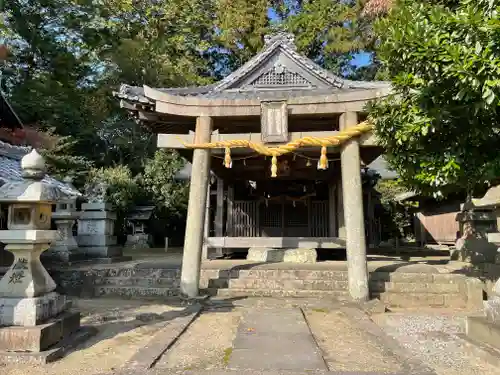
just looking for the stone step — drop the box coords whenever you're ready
[370,281,461,294]
[374,291,467,308]
[227,278,348,291]
[219,269,350,281]
[370,272,466,284]
[87,268,181,279]
[93,277,180,288]
[93,286,180,299]
[213,288,350,299]
[90,275,463,293]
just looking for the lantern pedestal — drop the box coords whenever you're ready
[0,149,95,363]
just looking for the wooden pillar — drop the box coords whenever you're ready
[340,111,369,302]
[202,185,211,260]
[214,177,224,258]
[328,183,337,237]
[180,116,212,298]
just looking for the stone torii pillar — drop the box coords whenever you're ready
[340,111,369,301]
[180,116,213,297]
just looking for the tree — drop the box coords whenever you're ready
[41,135,93,187]
[140,149,189,245]
[141,149,188,214]
[370,0,500,199]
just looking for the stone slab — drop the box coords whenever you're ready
[246,248,317,263]
[228,308,327,371]
[0,311,80,351]
[81,202,113,211]
[283,248,317,263]
[466,315,500,351]
[41,250,87,265]
[124,303,202,370]
[0,292,68,326]
[82,246,123,258]
[77,235,117,247]
[0,326,97,364]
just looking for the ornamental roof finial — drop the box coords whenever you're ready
[264,32,297,51]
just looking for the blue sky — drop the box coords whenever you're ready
[267,7,372,69]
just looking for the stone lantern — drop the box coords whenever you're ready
[43,197,81,264]
[0,150,91,362]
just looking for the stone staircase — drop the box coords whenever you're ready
[49,266,484,309]
[370,272,476,308]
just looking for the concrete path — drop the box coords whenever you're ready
[227,308,327,371]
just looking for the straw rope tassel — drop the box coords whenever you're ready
[318,146,328,170]
[271,155,278,177]
[224,147,232,168]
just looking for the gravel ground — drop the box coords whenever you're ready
[373,312,500,375]
[155,306,242,370]
[305,309,403,373]
[1,299,183,375]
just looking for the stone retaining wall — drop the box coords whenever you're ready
[26,266,484,310]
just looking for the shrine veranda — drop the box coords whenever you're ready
[116,33,392,300]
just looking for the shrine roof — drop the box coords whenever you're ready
[115,32,390,111]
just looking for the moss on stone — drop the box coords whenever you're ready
[222,347,233,365]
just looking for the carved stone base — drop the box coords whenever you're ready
[0,292,68,326]
[0,311,80,352]
[0,326,96,364]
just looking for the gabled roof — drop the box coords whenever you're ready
[115,32,390,104]
[0,140,81,197]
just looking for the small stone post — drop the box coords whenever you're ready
[340,111,369,302]
[0,149,93,362]
[180,116,212,298]
[77,202,129,263]
[43,198,81,264]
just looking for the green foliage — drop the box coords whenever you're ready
[375,180,415,239]
[41,135,93,188]
[141,150,188,213]
[371,0,500,198]
[140,150,189,245]
[85,166,141,212]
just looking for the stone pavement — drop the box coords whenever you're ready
[114,300,436,375]
[228,308,327,370]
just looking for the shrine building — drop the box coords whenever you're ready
[115,32,391,301]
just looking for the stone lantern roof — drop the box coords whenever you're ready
[0,148,67,203]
